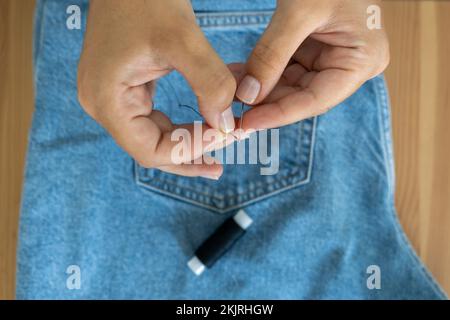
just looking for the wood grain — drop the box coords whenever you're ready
[0,0,449,299]
[383,0,450,294]
[0,0,35,300]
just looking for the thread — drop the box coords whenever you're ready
[187,209,253,276]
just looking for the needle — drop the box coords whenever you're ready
[238,102,244,132]
[179,103,245,140]
[229,102,245,141]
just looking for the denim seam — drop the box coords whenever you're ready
[376,76,395,195]
[135,163,312,214]
[195,11,273,28]
[374,76,448,299]
[138,166,304,200]
[136,119,312,193]
[136,121,308,200]
[34,0,47,84]
[135,117,317,213]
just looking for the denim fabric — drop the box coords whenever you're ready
[17,0,447,299]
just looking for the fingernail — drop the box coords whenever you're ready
[236,75,261,104]
[220,106,235,134]
[201,174,221,180]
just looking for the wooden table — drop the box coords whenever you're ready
[1,0,449,299]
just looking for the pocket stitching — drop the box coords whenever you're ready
[135,117,317,213]
[195,11,274,28]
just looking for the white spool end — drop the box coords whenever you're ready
[187,256,206,276]
[233,209,253,230]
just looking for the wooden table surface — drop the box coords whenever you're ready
[1,0,449,299]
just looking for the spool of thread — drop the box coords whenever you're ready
[187,209,253,276]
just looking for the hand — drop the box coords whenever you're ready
[77,0,237,179]
[235,0,390,129]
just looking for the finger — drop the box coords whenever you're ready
[148,110,173,132]
[115,118,235,168]
[157,155,223,180]
[257,63,309,104]
[292,38,326,71]
[103,85,236,168]
[227,62,246,82]
[171,27,237,134]
[242,68,365,130]
[236,9,319,106]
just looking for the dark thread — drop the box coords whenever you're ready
[178,104,203,118]
[160,78,246,140]
[195,216,246,268]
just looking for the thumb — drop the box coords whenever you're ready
[236,10,316,105]
[172,27,237,133]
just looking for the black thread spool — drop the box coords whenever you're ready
[187,209,253,276]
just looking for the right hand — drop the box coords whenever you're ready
[77,0,237,179]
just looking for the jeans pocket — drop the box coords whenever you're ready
[135,10,317,213]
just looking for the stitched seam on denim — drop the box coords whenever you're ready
[136,169,312,214]
[306,116,318,182]
[137,164,285,199]
[135,164,231,213]
[34,0,48,84]
[296,118,303,169]
[137,121,313,203]
[136,179,224,213]
[135,117,317,212]
[135,117,317,213]
[195,11,273,28]
[374,76,448,299]
[387,199,448,298]
[233,116,317,209]
[136,118,312,200]
[142,175,224,199]
[136,119,313,200]
[375,76,395,195]
[139,165,305,200]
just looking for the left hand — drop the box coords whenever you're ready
[235,0,390,130]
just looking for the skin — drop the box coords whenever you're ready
[78,0,237,179]
[78,0,390,179]
[237,0,390,129]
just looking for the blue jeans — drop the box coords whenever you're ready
[17,0,447,299]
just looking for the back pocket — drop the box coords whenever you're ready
[135,11,317,213]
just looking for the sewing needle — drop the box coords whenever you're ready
[238,102,244,132]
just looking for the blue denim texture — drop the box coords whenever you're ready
[17,0,447,299]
